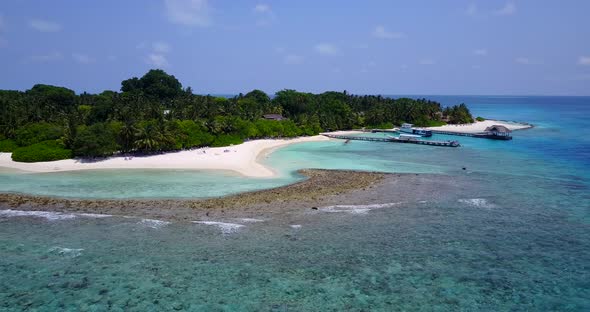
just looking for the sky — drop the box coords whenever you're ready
[0,0,589,95]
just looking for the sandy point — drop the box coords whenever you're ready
[425,119,532,134]
[0,135,333,178]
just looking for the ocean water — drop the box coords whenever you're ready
[1,96,589,311]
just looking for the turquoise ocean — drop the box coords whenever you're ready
[1,96,589,311]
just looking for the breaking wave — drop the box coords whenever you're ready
[320,202,403,214]
[78,213,112,218]
[458,198,496,209]
[138,218,171,229]
[0,209,112,221]
[237,218,265,223]
[193,221,245,234]
[49,247,84,258]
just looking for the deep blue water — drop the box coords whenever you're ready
[1,96,589,311]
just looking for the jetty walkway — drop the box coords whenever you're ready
[323,134,460,147]
[363,128,512,140]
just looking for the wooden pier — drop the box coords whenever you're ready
[370,129,399,134]
[323,134,460,147]
[429,130,512,140]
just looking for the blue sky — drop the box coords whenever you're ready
[1,0,589,95]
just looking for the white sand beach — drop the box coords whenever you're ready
[0,123,531,177]
[425,119,532,133]
[0,135,332,178]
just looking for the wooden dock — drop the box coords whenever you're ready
[366,128,512,140]
[323,134,460,147]
[429,130,512,140]
[430,130,478,137]
[370,129,399,134]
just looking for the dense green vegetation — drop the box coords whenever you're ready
[11,140,72,162]
[0,139,18,152]
[443,104,474,124]
[0,69,474,161]
[476,116,486,122]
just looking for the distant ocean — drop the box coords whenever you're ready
[1,96,589,310]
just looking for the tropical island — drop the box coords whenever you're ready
[0,69,478,165]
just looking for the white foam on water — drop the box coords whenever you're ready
[193,221,245,234]
[138,218,171,229]
[320,202,403,214]
[0,209,114,221]
[290,224,302,229]
[237,218,265,223]
[78,213,113,218]
[458,198,496,209]
[0,209,77,221]
[49,247,84,258]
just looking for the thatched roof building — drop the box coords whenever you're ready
[263,114,286,121]
[484,125,512,137]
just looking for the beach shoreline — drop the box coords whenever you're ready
[0,119,532,177]
[0,131,368,177]
[0,135,331,178]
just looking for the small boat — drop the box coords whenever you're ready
[400,123,433,137]
[399,133,421,139]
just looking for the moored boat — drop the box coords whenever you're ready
[400,123,433,137]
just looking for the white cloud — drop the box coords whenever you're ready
[146,53,169,67]
[315,43,338,55]
[142,42,172,66]
[29,19,62,32]
[578,56,590,66]
[153,41,171,53]
[72,53,95,64]
[254,4,271,13]
[515,57,531,65]
[474,49,488,56]
[372,25,404,39]
[165,0,211,27]
[253,3,275,27]
[495,3,516,16]
[284,54,304,65]
[465,3,478,16]
[419,59,435,65]
[30,52,63,62]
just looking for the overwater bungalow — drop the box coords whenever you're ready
[483,125,512,140]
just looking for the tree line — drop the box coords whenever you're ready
[0,69,474,162]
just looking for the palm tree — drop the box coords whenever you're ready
[119,121,137,153]
[134,122,161,153]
